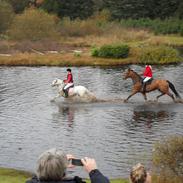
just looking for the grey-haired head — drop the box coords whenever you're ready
[36,148,68,181]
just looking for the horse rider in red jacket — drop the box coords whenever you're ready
[63,68,74,97]
[142,65,153,93]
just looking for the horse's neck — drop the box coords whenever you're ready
[58,83,65,90]
[58,85,63,90]
[131,73,142,84]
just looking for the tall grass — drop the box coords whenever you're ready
[58,10,111,37]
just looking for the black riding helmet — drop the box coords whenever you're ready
[67,68,71,72]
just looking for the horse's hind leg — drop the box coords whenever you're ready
[166,91,175,102]
[156,93,165,101]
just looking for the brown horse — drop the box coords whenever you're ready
[123,68,181,102]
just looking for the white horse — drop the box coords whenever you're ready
[51,78,97,102]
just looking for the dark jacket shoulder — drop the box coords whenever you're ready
[26,176,86,183]
[89,169,110,183]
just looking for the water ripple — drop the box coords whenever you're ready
[0,65,183,178]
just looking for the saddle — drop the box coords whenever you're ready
[63,84,74,98]
[142,78,153,93]
[145,78,153,85]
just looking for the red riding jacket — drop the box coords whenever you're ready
[64,72,73,83]
[143,65,153,77]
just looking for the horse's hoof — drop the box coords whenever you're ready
[124,99,128,103]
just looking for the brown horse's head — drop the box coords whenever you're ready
[123,68,134,80]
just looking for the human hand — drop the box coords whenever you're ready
[66,154,75,168]
[81,157,97,173]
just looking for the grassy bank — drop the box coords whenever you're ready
[0,52,135,66]
[0,168,128,183]
[0,32,183,66]
[0,168,32,183]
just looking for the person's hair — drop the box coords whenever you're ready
[36,148,68,181]
[67,68,71,72]
[130,163,147,183]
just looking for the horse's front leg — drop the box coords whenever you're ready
[51,94,61,102]
[124,91,138,102]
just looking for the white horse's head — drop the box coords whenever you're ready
[51,79,65,88]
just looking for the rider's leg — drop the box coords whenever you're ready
[63,85,69,97]
[142,82,146,93]
[63,83,74,98]
[142,77,151,93]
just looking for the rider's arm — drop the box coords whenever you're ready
[89,169,110,183]
[81,158,110,183]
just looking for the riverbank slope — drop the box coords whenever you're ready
[0,168,128,183]
[0,34,183,66]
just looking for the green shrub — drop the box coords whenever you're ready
[8,8,59,41]
[139,46,180,64]
[0,0,14,34]
[153,136,183,183]
[120,18,183,35]
[91,47,99,57]
[91,44,129,58]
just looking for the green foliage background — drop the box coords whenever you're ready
[0,0,14,34]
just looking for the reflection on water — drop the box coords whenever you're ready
[132,105,172,129]
[0,65,183,178]
[57,106,75,127]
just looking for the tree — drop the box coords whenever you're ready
[103,0,149,19]
[92,0,105,11]
[6,0,30,13]
[0,0,14,33]
[103,0,183,19]
[41,0,94,19]
[175,1,183,18]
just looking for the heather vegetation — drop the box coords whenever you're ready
[138,46,180,64]
[0,0,182,66]
[8,9,59,41]
[153,136,183,183]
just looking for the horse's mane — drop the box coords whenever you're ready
[130,69,142,81]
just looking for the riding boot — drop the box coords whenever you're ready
[64,89,68,98]
[142,82,146,93]
[63,89,68,98]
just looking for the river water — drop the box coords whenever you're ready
[0,64,182,178]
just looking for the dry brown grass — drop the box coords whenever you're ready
[0,52,135,66]
[63,27,151,47]
[147,35,183,46]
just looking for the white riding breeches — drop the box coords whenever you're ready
[143,77,151,83]
[64,83,74,90]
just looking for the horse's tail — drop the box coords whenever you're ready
[167,80,181,99]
